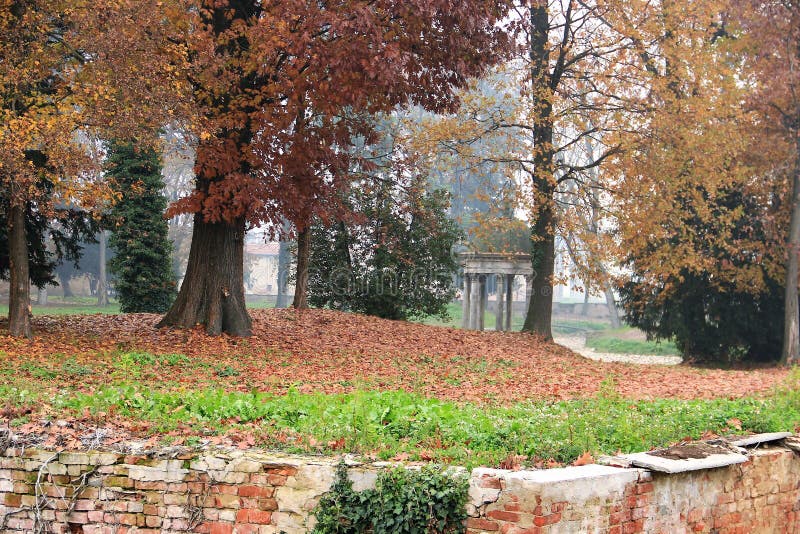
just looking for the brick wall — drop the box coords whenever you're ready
[0,443,798,533]
[466,446,800,534]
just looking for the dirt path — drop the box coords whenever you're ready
[554,334,684,366]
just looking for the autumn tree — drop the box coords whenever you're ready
[0,1,187,337]
[107,142,176,313]
[408,1,632,339]
[619,187,785,363]
[732,0,800,363]
[605,0,799,363]
[159,0,512,335]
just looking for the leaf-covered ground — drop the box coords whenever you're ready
[1,310,797,465]
[0,309,788,403]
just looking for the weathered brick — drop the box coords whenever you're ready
[214,483,240,495]
[267,474,287,486]
[248,510,273,524]
[3,493,22,507]
[127,501,144,513]
[238,485,273,498]
[214,493,241,509]
[106,476,134,488]
[73,499,96,511]
[166,504,189,518]
[487,509,520,522]
[164,492,189,505]
[208,523,233,534]
[87,510,105,522]
[477,475,502,490]
[66,511,89,524]
[466,517,500,531]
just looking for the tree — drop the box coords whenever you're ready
[406,1,633,339]
[0,177,97,292]
[107,142,176,313]
[308,176,462,321]
[619,188,784,363]
[159,0,512,335]
[0,0,188,336]
[731,0,800,363]
[607,0,799,363]
[53,237,111,298]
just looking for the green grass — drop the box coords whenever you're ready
[586,328,680,356]
[0,294,283,316]
[0,297,122,316]
[417,302,611,333]
[6,371,791,467]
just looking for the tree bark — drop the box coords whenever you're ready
[158,214,252,336]
[523,207,556,340]
[582,280,590,315]
[97,230,109,306]
[292,225,310,309]
[8,199,32,338]
[521,2,555,341]
[276,238,291,308]
[782,136,800,364]
[604,284,622,329]
[58,270,74,298]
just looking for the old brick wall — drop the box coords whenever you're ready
[466,446,800,534]
[0,444,798,533]
[0,448,365,533]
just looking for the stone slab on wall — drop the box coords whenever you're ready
[0,442,798,533]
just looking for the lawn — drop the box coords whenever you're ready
[0,309,795,467]
[0,296,122,316]
[585,327,681,356]
[418,301,611,334]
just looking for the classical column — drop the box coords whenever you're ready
[478,274,487,331]
[470,275,480,330]
[505,274,513,331]
[462,274,472,329]
[495,274,505,332]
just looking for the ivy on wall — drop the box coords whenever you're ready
[313,462,469,533]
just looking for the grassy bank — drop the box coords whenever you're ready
[3,372,798,468]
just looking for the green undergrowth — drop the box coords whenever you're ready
[313,463,468,533]
[7,372,790,467]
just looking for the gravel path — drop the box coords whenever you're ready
[554,334,684,366]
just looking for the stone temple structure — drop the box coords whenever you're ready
[459,252,533,331]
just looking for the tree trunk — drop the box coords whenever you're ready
[604,284,622,329]
[275,219,292,308]
[276,238,291,308]
[58,270,74,298]
[782,137,800,364]
[292,225,310,309]
[158,214,252,336]
[521,2,555,341]
[97,230,109,306]
[582,280,590,315]
[37,287,48,306]
[523,211,556,340]
[8,199,32,338]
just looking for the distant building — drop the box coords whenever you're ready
[244,242,288,296]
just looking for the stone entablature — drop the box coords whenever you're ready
[459,252,533,331]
